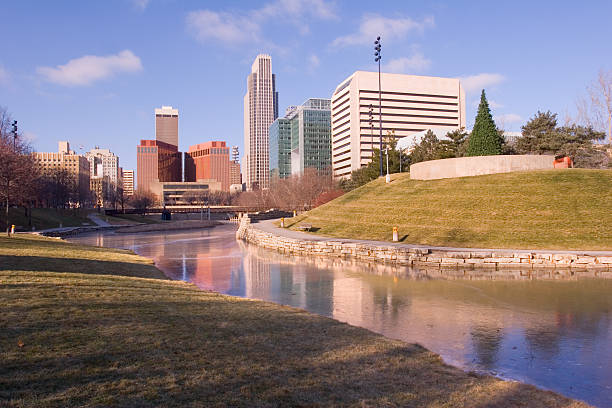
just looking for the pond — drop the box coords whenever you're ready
[70,225,612,407]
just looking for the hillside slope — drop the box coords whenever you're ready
[288,169,612,250]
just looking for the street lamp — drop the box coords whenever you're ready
[374,36,383,177]
[368,104,374,157]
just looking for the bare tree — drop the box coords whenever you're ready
[129,190,156,215]
[182,189,210,220]
[0,107,39,232]
[576,69,612,144]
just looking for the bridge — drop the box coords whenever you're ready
[104,206,260,216]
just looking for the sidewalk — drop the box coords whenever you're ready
[254,219,612,256]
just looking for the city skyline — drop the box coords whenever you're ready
[2,1,611,171]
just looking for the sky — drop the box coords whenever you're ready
[1,0,611,171]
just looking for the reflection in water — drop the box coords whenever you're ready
[70,225,612,407]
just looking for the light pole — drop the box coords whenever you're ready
[12,121,17,151]
[374,36,383,177]
[385,143,390,183]
[368,104,374,157]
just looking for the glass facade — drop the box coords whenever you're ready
[269,98,331,179]
[269,118,293,179]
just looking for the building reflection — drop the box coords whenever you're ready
[69,229,612,407]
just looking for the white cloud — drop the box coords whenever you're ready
[186,10,261,45]
[0,65,9,85]
[187,0,336,45]
[386,53,431,74]
[460,73,505,94]
[36,50,143,86]
[332,14,434,47]
[489,100,504,109]
[308,54,320,71]
[132,0,150,11]
[495,113,522,124]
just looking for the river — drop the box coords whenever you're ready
[69,224,612,407]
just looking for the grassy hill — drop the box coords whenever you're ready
[0,234,589,407]
[287,169,612,250]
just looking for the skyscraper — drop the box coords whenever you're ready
[155,106,179,147]
[243,54,278,190]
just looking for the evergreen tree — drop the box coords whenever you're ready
[466,90,503,156]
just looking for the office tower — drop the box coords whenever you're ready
[32,141,91,201]
[290,98,331,176]
[331,71,466,179]
[184,141,230,191]
[136,140,182,193]
[269,99,331,179]
[155,106,179,147]
[269,113,293,180]
[243,54,277,190]
[85,147,120,187]
[122,169,135,196]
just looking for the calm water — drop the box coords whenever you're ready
[70,225,612,407]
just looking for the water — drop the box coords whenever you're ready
[70,225,612,407]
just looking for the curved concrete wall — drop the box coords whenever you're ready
[410,155,554,180]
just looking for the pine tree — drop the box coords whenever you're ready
[466,90,503,156]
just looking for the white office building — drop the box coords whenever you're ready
[85,147,120,187]
[331,71,466,179]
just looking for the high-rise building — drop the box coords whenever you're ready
[269,116,293,180]
[85,147,119,187]
[270,99,331,179]
[122,169,134,196]
[331,71,466,179]
[290,98,331,176]
[155,106,179,147]
[184,141,230,191]
[136,139,182,193]
[243,54,278,190]
[32,141,91,202]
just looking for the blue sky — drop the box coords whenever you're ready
[1,0,611,171]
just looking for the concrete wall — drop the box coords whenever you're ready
[236,217,612,272]
[410,155,554,180]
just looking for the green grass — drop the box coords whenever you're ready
[0,234,590,407]
[287,169,612,250]
[3,208,93,231]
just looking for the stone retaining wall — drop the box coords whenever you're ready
[410,154,554,180]
[236,218,612,271]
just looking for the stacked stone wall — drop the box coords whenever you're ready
[236,217,612,271]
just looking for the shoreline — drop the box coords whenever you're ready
[0,233,592,407]
[237,217,612,271]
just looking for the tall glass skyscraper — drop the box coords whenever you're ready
[269,98,331,180]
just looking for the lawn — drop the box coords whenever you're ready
[287,169,612,250]
[0,234,590,407]
[3,208,93,231]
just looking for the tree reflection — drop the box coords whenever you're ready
[470,325,504,370]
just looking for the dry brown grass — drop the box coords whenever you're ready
[0,234,592,407]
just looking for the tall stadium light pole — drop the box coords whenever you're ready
[12,121,17,151]
[374,36,383,177]
[368,104,374,157]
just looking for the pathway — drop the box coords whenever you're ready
[253,219,612,256]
